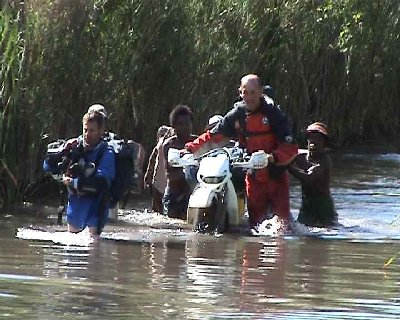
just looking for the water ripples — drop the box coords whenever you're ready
[2,151,400,318]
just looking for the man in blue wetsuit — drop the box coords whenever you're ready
[44,111,115,235]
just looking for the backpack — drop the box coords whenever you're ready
[100,138,138,207]
[45,136,138,207]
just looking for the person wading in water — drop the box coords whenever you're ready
[289,122,338,227]
[185,74,298,233]
[162,105,197,219]
[144,125,173,213]
[44,111,115,236]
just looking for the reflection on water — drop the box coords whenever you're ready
[2,235,400,319]
[2,151,400,319]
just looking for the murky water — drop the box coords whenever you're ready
[2,151,400,319]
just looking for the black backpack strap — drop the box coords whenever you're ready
[262,101,293,143]
[237,103,247,136]
[233,102,248,144]
[235,98,292,145]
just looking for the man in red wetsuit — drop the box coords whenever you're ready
[185,74,298,231]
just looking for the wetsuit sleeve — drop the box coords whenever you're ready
[43,158,59,174]
[95,146,115,186]
[269,107,298,165]
[77,146,115,194]
[43,154,72,175]
[185,107,240,154]
[272,142,298,166]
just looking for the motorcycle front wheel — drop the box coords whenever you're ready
[189,196,228,234]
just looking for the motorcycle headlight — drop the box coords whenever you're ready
[202,176,225,184]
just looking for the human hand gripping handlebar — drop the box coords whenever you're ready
[232,150,270,170]
[168,148,198,167]
[168,147,270,170]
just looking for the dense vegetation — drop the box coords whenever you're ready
[1,0,399,206]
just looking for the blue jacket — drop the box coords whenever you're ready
[44,137,115,230]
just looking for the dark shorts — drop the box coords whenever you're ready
[151,187,164,213]
[162,186,189,219]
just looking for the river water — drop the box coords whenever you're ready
[2,151,400,319]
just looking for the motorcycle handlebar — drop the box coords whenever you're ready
[168,147,269,170]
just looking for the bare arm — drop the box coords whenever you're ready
[289,156,330,186]
[144,145,159,184]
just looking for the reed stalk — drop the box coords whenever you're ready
[0,0,399,205]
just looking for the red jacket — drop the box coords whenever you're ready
[186,98,298,166]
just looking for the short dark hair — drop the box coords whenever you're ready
[169,105,193,126]
[82,111,105,130]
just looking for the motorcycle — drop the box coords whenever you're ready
[168,147,269,233]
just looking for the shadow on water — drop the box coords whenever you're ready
[2,150,400,319]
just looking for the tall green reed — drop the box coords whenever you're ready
[0,0,399,206]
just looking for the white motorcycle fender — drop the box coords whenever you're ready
[187,187,216,225]
[226,179,239,226]
[187,180,240,227]
[188,187,216,209]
